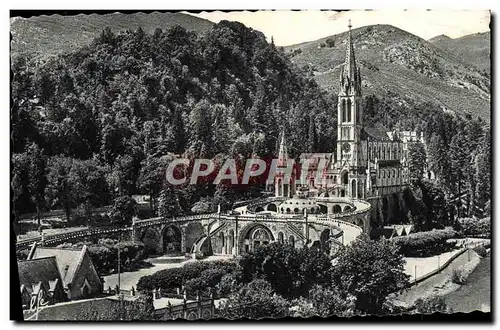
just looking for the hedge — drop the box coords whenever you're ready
[137,259,237,294]
[391,228,457,257]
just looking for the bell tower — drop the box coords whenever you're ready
[336,21,365,199]
[337,20,363,167]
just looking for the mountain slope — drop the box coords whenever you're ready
[285,25,490,121]
[10,12,214,60]
[429,31,490,72]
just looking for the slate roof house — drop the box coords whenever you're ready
[18,257,67,310]
[27,244,103,301]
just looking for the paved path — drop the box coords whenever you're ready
[443,254,491,313]
[396,250,480,306]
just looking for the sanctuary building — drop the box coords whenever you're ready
[275,22,426,200]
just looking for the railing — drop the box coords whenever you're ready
[16,226,131,249]
[286,222,305,240]
[16,196,370,251]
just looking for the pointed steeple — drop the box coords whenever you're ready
[339,20,362,96]
[277,130,288,167]
[344,20,356,81]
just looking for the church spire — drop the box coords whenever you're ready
[339,20,361,96]
[345,20,357,80]
[277,130,288,167]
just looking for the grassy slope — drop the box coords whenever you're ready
[429,31,490,72]
[10,12,214,60]
[285,25,490,121]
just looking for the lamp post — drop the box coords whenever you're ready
[117,231,124,320]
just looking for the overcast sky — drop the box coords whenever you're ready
[186,10,490,46]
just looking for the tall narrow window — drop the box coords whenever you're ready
[347,99,352,122]
[342,99,347,122]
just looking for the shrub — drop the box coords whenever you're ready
[325,38,335,48]
[391,228,457,257]
[451,268,467,285]
[137,260,237,293]
[293,285,355,318]
[137,268,182,292]
[414,296,449,314]
[473,245,488,258]
[109,196,137,226]
[217,279,290,319]
[184,268,229,295]
[216,272,243,297]
[456,217,490,238]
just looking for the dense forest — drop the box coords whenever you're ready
[11,21,491,227]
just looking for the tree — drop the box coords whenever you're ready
[138,155,171,212]
[158,183,181,218]
[45,156,74,221]
[306,115,318,153]
[407,142,427,182]
[109,196,138,226]
[449,132,470,196]
[68,158,110,223]
[110,154,138,197]
[331,235,410,315]
[238,242,302,298]
[26,143,47,225]
[293,285,355,318]
[217,279,289,320]
[12,153,30,221]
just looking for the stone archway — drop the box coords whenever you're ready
[219,232,226,254]
[351,179,357,198]
[140,227,161,255]
[333,205,342,214]
[318,204,328,214]
[185,222,204,254]
[289,235,295,248]
[162,225,182,255]
[239,223,275,253]
[267,203,277,212]
[278,232,284,244]
[228,229,235,254]
[255,206,264,212]
[320,229,331,250]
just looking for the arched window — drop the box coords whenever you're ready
[356,100,360,123]
[347,99,352,122]
[342,171,349,184]
[351,179,357,198]
[278,232,284,244]
[342,99,347,122]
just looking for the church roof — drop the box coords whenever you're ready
[339,21,362,96]
[31,246,87,289]
[298,153,334,169]
[363,127,391,141]
[18,257,63,289]
[377,160,401,167]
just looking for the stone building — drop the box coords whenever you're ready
[276,22,427,199]
[18,256,68,310]
[27,244,103,301]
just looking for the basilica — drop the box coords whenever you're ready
[275,22,426,200]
